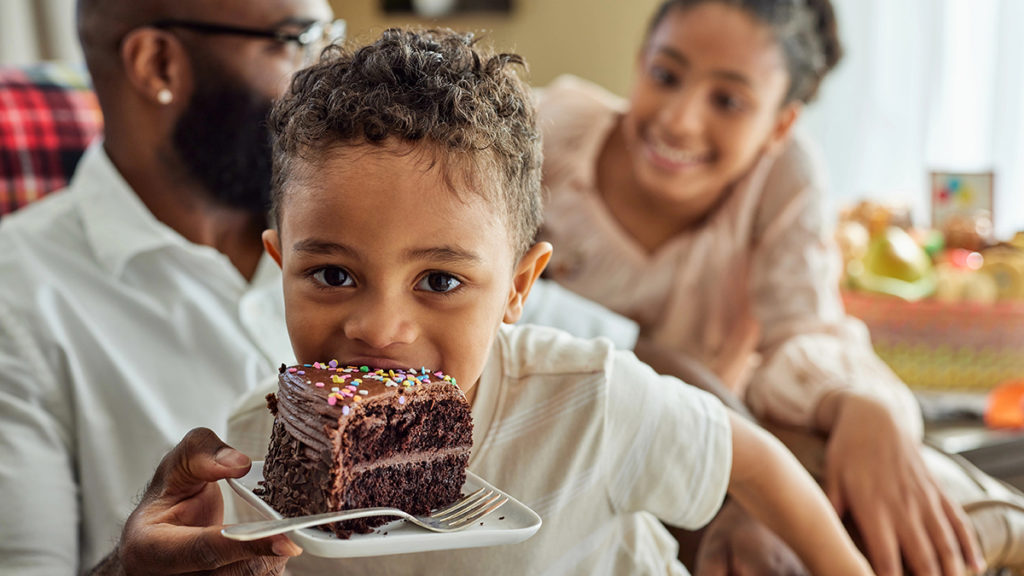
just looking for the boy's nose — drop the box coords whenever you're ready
[343,291,418,350]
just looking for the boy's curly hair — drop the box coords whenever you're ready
[269,27,543,257]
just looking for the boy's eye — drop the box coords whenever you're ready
[416,272,462,294]
[312,266,354,287]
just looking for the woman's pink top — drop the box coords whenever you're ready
[537,76,921,435]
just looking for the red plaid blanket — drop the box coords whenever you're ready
[0,62,103,217]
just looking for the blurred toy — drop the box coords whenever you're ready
[849,225,936,301]
[840,199,912,236]
[940,209,994,252]
[980,244,1024,300]
[1009,231,1024,251]
[984,380,1024,429]
[910,227,944,258]
[835,219,870,286]
[933,249,998,304]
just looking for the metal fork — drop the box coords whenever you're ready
[221,488,508,541]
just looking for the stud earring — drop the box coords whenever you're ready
[157,88,173,105]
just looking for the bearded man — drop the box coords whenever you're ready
[0,0,338,573]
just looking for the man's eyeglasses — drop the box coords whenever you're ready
[149,18,347,66]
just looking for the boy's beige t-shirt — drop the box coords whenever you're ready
[227,323,731,575]
[536,75,922,437]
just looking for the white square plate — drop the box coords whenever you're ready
[227,461,541,558]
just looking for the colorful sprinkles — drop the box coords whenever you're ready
[286,361,459,408]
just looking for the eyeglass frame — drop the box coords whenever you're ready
[147,18,347,63]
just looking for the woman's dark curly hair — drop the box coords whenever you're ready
[269,27,542,257]
[647,0,843,104]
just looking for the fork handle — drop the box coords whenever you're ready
[221,507,409,541]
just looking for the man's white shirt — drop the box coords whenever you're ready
[0,144,291,573]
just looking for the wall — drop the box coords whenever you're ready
[329,0,663,95]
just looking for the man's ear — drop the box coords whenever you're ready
[263,229,283,268]
[120,26,190,108]
[504,242,553,324]
[765,101,802,154]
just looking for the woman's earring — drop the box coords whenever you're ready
[157,88,173,105]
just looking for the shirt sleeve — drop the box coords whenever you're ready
[0,298,80,574]
[743,138,923,438]
[603,350,731,530]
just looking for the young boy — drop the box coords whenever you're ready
[227,28,873,575]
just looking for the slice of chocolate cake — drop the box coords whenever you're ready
[260,362,473,538]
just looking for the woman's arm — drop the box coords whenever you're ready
[726,411,873,576]
[745,137,982,575]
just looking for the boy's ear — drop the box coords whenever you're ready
[503,242,553,324]
[765,101,803,154]
[263,229,284,268]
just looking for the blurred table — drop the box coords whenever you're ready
[919,391,1024,490]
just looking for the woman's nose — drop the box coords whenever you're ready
[342,289,418,349]
[659,90,704,137]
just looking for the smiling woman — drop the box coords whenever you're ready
[529,0,1010,574]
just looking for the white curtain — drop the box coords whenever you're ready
[0,0,81,65]
[801,0,1024,238]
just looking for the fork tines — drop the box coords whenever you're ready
[431,487,509,528]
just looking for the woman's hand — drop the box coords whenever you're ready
[694,500,809,576]
[822,392,985,576]
[89,428,301,575]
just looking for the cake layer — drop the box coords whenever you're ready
[261,363,474,538]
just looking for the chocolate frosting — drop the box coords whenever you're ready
[261,363,473,538]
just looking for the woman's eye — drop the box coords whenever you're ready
[713,92,744,112]
[417,272,462,293]
[311,267,353,287]
[649,65,677,86]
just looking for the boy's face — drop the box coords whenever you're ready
[264,143,550,402]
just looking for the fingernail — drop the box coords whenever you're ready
[214,447,250,469]
[272,538,302,557]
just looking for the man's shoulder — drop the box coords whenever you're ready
[0,189,88,269]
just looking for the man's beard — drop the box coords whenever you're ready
[171,60,274,219]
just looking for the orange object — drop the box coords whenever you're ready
[984,380,1024,428]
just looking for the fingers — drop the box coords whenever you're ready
[849,503,902,576]
[851,490,980,576]
[917,492,967,576]
[210,555,291,576]
[940,495,986,575]
[898,508,944,576]
[150,427,252,502]
[129,524,301,573]
[824,455,846,517]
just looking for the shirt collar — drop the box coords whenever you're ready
[75,142,189,277]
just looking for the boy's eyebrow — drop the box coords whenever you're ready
[654,46,753,88]
[406,246,483,265]
[291,240,482,265]
[292,239,355,256]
